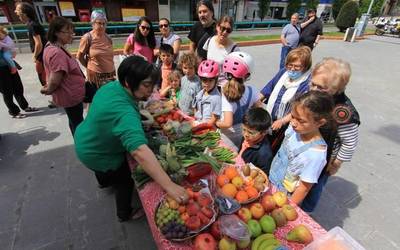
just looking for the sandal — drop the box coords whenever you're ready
[12,113,26,119]
[24,107,38,112]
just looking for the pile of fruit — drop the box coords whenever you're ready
[155,187,216,241]
[217,165,268,204]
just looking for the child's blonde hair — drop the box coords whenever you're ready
[223,78,245,102]
[0,26,9,35]
[168,70,182,83]
[312,57,351,94]
[178,52,198,72]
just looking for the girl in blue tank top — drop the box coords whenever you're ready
[269,91,334,205]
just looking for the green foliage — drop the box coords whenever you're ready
[286,0,302,20]
[332,0,350,20]
[335,0,360,32]
[258,0,271,21]
[359,0,385,17]
[306,0,320,11]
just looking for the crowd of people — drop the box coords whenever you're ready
[0,0,360,222]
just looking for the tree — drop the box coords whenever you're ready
[258,0,271,21]
[286,0,302,20]
[306,0,320,11]
[335,0,359,32]
[332,0,350,20]
[359,0,385,17]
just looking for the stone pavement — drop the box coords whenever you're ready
[1,35,400,250]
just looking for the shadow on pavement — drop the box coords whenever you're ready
[373,124,400,145]
[0,138,157,250]
[311,176,361,229]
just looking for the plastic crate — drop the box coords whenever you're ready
[304,226,365,250]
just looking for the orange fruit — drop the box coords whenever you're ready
[221,183,238,198]
[235,190,249,203]
[225,167,239,180]
[245,186,259,199]
[217,175,230,187]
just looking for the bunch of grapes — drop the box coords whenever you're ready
[161,221,189,239]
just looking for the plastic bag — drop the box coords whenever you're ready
[219,214,251,242]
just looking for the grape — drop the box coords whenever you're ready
[177,232,184,238]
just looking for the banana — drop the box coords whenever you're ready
[251,234,275,250]
[258,239,280,250]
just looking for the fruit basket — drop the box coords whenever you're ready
[216,163,269,205]
[154,186,217,242]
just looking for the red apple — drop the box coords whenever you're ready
[194,233,217,250]
[261,194,276,212]
[237,207,252,222]
[210,221,222,240]
[249,202,265,219]
[186,216,201,231]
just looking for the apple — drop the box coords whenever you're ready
[218,237,237,250]
[237,239,251,249]
[210,221,222,240]
[282,204,298,221]
[271,208,287,227]
[261,194,276,212]
[259,215,276,233]
[237,207,252,222]
[272,191,288,207]
[247,219,262,238]
[249,203,265,219]
[194,233,217,250]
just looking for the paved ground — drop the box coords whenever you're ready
[1,35,400,250]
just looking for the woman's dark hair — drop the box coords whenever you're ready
[17,2,37,21]
[159,17,170,25]
[47,16,73,43]
[197,0,215,17]
[243,107,272,132]
[134,16,156,49]
[118,55,160,92]
[291,90,335,128]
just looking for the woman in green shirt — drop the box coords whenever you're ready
[74,56,188,222]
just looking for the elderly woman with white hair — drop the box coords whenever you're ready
[77,10,115,102]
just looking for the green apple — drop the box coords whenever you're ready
[218,237,236,250]
[236,239,250,249]
[259,215,276,233]
[247,219,262,238]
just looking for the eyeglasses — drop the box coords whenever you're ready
[286,63,303,71]
[140,25,151,31]
[95,21,106,26]
[159,24,169,28]
[219,26,232,34]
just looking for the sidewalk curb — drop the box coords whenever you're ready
[70,33,374,57]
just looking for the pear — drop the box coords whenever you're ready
[243,165,251,176]
[250,169,259,179]
[286,224,313,244]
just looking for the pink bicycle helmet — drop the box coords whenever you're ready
[222,51,254,80]
[198,60,219,78]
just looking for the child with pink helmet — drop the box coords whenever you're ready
[192,59,222,125]
[216,51,261,150]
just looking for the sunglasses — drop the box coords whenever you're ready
[220,26,232,34]
[159,24,169,28]
[140,25,150,31]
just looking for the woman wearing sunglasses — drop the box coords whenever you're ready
[155,18,181,60]
[123,16,156,63]
[203,16,239,85]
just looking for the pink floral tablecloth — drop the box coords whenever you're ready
[128,156,327,250]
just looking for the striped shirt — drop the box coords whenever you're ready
[331,123,359,162]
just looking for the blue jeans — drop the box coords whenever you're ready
[301,172,330,212]
[279,46,292,69]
